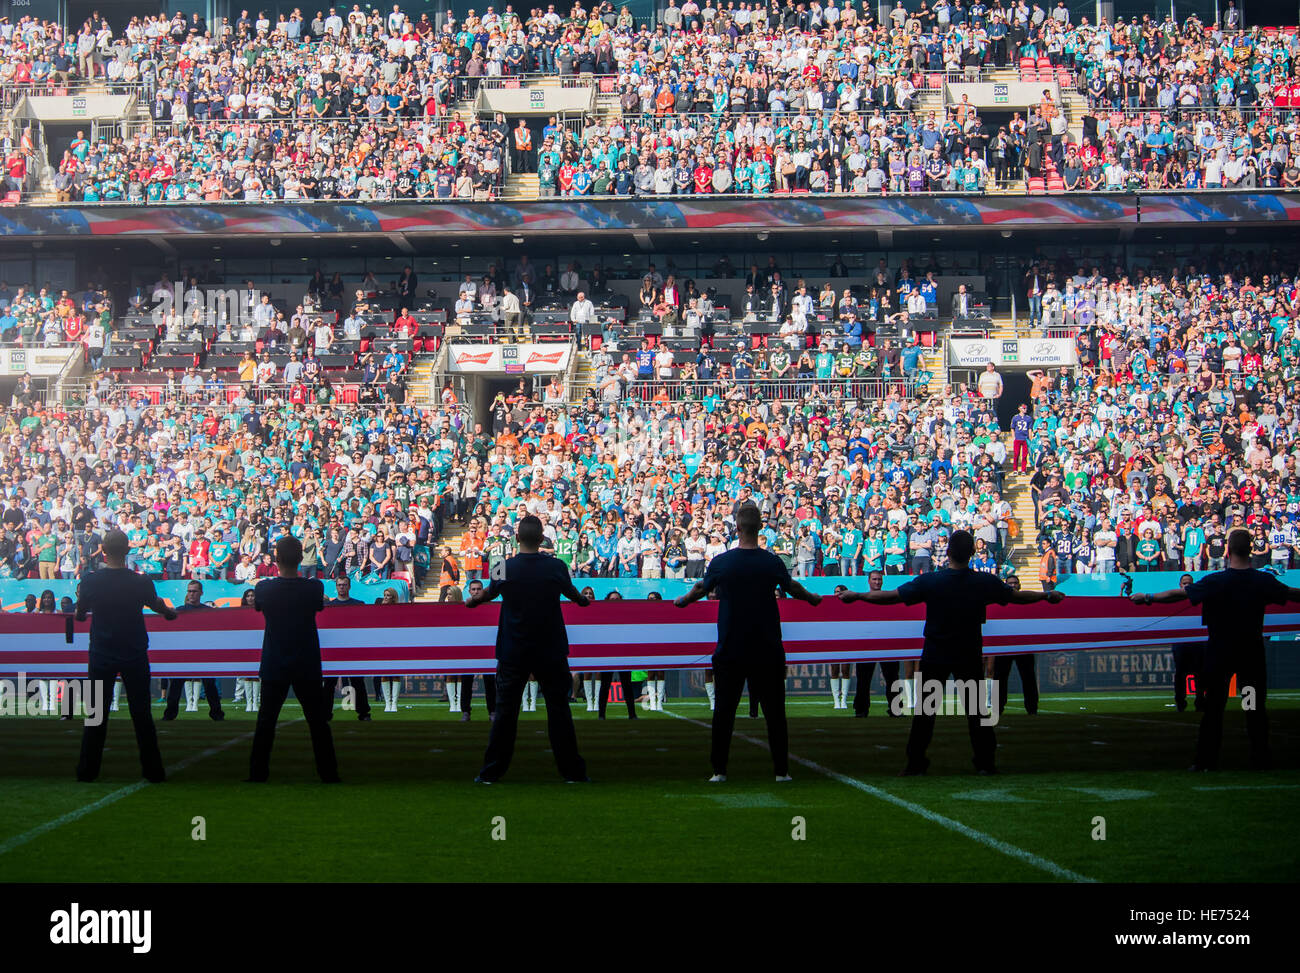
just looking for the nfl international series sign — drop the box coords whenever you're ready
[447,343,571,374]
[2,599,1295,678]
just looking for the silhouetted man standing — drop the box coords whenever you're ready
[675,503,822,782]
[247,536,340,783]
[162,579,225,721]
[75,529,177,783]
[1133,529,1299,770]
[467,515,590,783]
[840,530,1063,775]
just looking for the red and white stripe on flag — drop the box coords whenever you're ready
[0,599,1295,677]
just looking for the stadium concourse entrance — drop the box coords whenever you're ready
[476,376,528,418]
[446,373,549,422]
[42,124,83,173]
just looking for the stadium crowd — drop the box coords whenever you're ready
[3,237,1300,598]
[1,258,1012,589]
[4,4,1298,200]
[0,281,114,348]
[0,344,1007,588]
[1020,245,1300,585]
[0,388,468,587]
[1045,109,1300,192]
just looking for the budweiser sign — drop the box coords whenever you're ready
[448,343,572,373]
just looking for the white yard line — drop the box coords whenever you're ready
[662,708,1096,883]
[0,719,301,857]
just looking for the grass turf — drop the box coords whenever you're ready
[0,693,1297,882]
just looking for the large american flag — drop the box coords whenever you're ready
[1,599,1290,678]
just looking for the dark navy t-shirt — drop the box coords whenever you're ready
[484,553,586,666]
[254,576,325,680]
[78,567,159,666]
[700,547,793,665]
[1186,567,1288,659]
[897,567,1014,663]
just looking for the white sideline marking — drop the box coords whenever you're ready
[0,719,302,857]
[661,708,1096,883]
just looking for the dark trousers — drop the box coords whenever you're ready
[321,676,371,717]
[597,671,636,718]
[461,673,497,714]
[163,677,223,718]
[77,660,164,782]
[249,675,339,781]
[1196,650,1269,769]
[711,662,788,776]
[993,654,1038,715]
[905,656,996,772]
[478,661,586,781]
[1171,642,1206,712]
[853,660,901,715]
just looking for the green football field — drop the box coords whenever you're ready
[1,693,1297,883]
